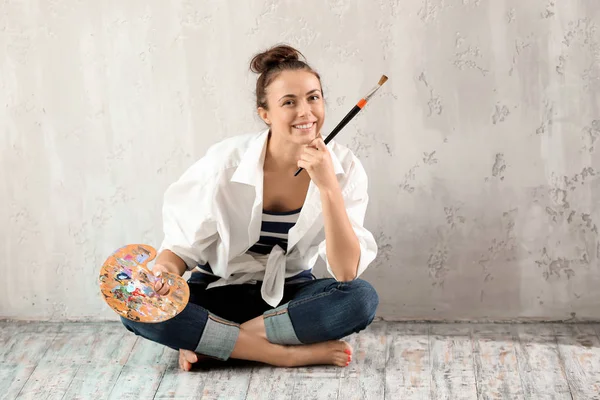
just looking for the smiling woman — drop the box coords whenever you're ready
[119,44,379,372]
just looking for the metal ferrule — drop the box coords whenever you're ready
[364,84,382,102]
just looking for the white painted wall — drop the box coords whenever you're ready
[2,0,599,321]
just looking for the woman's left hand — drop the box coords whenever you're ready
[297,135,338,191]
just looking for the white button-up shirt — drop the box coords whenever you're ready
[159,129,377,307]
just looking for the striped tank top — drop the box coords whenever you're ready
[247,207,314,284]
[247,207,302,256]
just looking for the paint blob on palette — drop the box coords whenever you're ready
[98,244,189,323]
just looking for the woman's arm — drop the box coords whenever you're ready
[320,185,361,281]
[155,249,187,276]
[297,136,366,281]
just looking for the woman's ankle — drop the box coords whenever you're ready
[240,315,268,340]
[230,326,292,366]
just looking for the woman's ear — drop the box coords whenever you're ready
[258,107,270,125]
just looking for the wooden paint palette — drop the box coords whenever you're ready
[98,244,189,323]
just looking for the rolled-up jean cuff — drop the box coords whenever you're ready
[263,303,302,345]
[195,313,240,360]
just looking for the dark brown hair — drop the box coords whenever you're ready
[250,44,323,110]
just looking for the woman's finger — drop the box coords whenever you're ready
[303,147,320,157]
[300,152,317,163]
[302,151,323,165]
[308,136,325,149]
[313,138,326,151]
[159,286,170,296]
[297,159,311,171]
[153,270,164,291]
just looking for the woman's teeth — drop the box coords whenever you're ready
[293,122,314,129]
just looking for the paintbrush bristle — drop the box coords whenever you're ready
[378,75,388,86]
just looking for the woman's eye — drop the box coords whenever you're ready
[310,95,320,101]
[283,100,294,106]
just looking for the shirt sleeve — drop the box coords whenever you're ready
[318,155,378,280]
[158,161,219,271]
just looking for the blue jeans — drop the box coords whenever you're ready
[121,273,379,361]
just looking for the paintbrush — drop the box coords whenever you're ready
[294,74,389,176]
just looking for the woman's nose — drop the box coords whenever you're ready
[298,100,312,116]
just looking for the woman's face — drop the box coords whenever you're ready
[258,69,325,146]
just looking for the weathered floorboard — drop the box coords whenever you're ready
[471,324,525,399]
[429,324,478,400]
[385,323,430,400]
[554,324,600,400]
[514,324,572,399]
[338,322,387,400]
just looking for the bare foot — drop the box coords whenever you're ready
[178,349,211,371]
[286,340,352,368]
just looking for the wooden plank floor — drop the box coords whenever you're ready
[1,321,600,399]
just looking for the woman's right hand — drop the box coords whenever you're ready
[152,263,173,296]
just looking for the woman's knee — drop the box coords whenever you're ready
[345,279,379,326]
[285,278,379,343]
[120,316,135,333]
[119,306,208,352]
[120,316,166,340]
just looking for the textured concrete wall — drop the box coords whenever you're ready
[1,0,599,321]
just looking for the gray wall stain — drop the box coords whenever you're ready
[492,153,506,180]
[399,164,420,193]
[423,151,438,165]
[444,206,466,228]
[535,248,576,281]
[427,245,449,286]
[492,105,510,125]
[542,1,555,19]
[536,101,554,135]
[583,120,600,153]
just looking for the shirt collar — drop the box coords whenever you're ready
[230,128,345,186]
[230,129,269,186]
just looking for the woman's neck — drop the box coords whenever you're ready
[263,130,303,174]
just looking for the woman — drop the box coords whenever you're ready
[121,44,379,370]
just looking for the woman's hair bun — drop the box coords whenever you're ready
[249,44,320,109]
[250,44,305,74]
